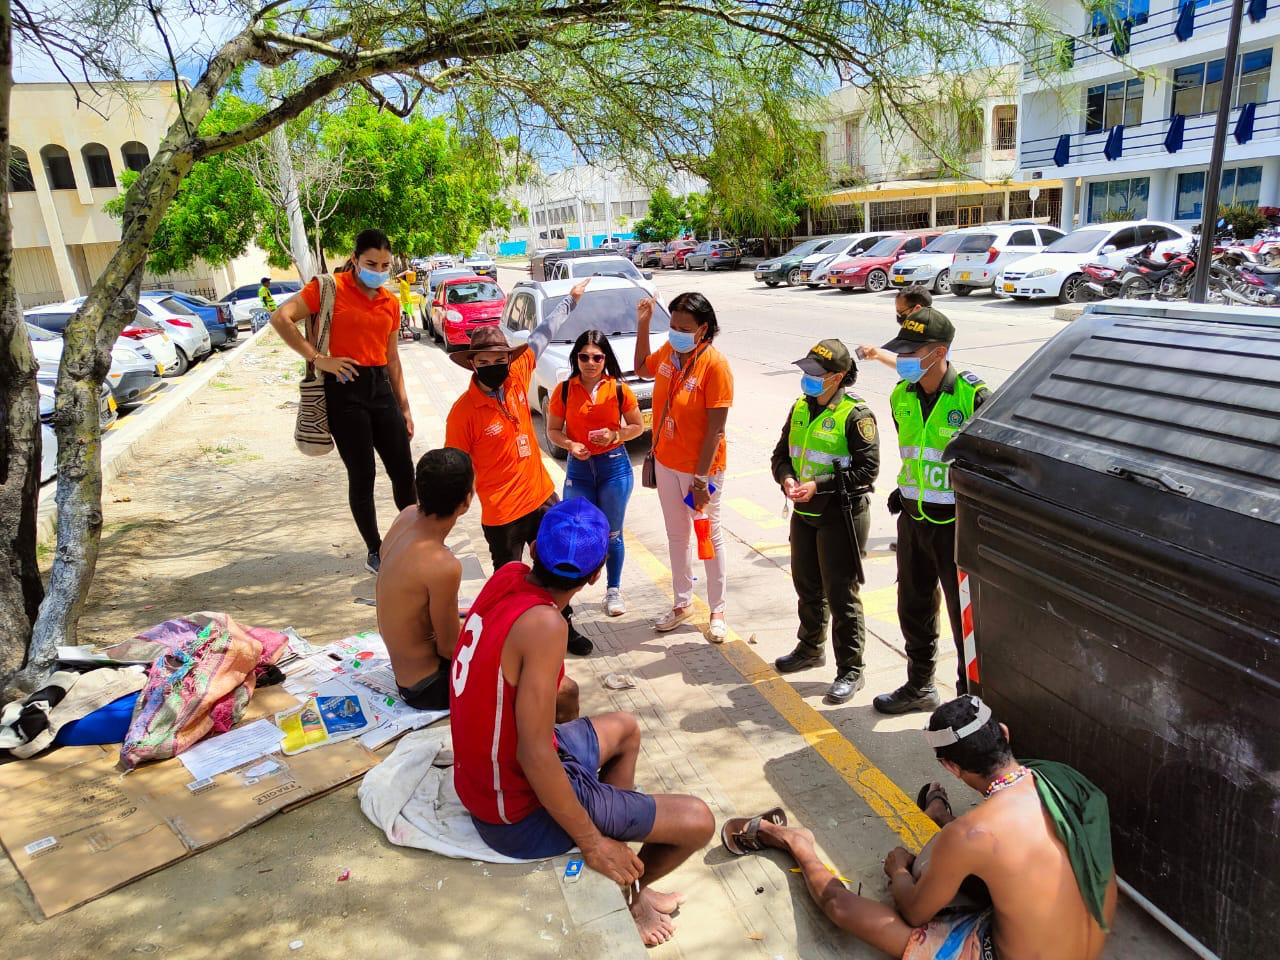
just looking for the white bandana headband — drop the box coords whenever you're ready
[922,695,992,748]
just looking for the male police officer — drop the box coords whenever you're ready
[873,307,989,714]
[770,339,879,704]
[258,277,277,313]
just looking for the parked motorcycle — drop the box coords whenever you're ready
[1082,261,1122,300]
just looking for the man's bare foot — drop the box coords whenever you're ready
[757,820,815,852]
[630,887,677,945]
[644,888,686,915]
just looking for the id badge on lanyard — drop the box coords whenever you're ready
[516,434,532,458]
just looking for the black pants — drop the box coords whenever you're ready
[896,511,966,692]
[481,494,575,627]
[324,367,415,554]
[791,500,870,676]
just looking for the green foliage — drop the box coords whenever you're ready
[632,186,688,242]
[689,107,827,245]
[316,94,513,258]
[1098,208,1133,223]
[104,97,277,273]
[1218,203,1270,240]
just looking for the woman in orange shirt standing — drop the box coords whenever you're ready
[634,292,733,641]
[546,331,646,616]
[271,229,415,575]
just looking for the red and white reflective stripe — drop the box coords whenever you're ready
[958,569,979,685]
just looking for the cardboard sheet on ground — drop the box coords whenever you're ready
[0,686,376,918]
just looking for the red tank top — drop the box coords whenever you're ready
[450,562,564,825]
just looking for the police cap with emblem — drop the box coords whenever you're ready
[882,307,956,355]
[794,338,854,376]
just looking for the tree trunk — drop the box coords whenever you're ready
[6,33,254,693]
[272,125,315,282]
[0,0,44,693]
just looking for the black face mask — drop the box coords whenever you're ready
[475,363,509,390]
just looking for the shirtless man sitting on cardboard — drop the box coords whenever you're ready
[377,447,579,720]
[721,695,1116,960]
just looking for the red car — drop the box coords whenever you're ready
[659,239,698,269]
[429,275,506,349]
[827,232,940,292]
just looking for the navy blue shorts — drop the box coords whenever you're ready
[472,717,658,859]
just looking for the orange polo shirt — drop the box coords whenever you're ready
[445,349,554,526]
[547,376,638,452]
[642,342,733,475]
[301,272,399,367]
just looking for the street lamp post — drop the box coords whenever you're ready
[1189,0,1245,304]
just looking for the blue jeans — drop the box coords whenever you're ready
[563,447,634,589]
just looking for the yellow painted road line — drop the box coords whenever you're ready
[625,531,938,852]
[725,497,787,530]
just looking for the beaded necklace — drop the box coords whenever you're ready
[983,765,1032,799]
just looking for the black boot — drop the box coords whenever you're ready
[872,682,942,715]
[775,646,826,674]
[824,671,865,705]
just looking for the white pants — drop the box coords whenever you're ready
[655,461,727,614]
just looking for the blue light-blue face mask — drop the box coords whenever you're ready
[895,351,939,384]
[800,374,827,397]
[668,329,697,353]
[357,267,390,289]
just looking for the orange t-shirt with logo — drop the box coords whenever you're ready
[445,349,554,526]
[547,376,639,452]
[301,272,399,367]
[642,342,733,475]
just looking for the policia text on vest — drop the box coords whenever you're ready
[770,366,879,702]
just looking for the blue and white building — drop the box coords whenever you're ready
[1018,0,1279,229]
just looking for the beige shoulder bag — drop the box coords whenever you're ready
[294,274,337,456]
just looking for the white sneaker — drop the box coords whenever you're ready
[708,617,728,644]
[604,588,626,617]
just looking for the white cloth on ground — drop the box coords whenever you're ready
[358,729,543,864]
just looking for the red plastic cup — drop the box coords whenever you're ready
[694,513,715,560]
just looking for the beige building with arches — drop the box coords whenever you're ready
[8,80,270,307]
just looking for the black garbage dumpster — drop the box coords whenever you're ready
[946,301,1280,959]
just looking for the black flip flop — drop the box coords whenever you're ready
[720,807,787,856]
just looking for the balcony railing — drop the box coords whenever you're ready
[1023,1,1248,77]
[1019,97,1279,168]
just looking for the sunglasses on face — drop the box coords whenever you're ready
[578,353,606,363]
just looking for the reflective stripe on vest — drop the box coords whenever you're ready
[890,375,982,523]
[788,394,861,516]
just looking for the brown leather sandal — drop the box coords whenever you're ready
[720,807,788,856]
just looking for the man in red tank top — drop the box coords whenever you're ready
[450,499,714,947]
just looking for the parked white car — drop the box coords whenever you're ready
[27,322,161,408]
[463,252,497,278]
[135,293,213,374]
[24,303,177,380]
[800,233,894,287]
[890,230,979,294]
[996,221,1193,304]
[948,223,1067,296]
[38,375,117,483]
[545,255,656,295]
[499,277,668,458]
[218,280,302,327]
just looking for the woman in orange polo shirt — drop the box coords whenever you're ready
[546,330,645,616]
[271,229,415,575]
[634,291,733,641]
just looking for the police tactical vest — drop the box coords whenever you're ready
[891,373,984,524]
[788,394,862,518]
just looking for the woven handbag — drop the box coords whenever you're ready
[294,274,336,456]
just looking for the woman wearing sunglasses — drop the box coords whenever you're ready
[546,330,645,616]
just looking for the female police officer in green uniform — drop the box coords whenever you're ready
[769,339,879,704]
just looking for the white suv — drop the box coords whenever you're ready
[500,277,667,458]
[949,223,1066,296]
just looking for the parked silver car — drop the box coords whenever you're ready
[499,277,669,459]
[135,293,213,373]
[26,320,162,406]
[38,374,117,483]
[889,231,974,294]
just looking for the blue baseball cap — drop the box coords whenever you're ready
[536,499,610,578]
